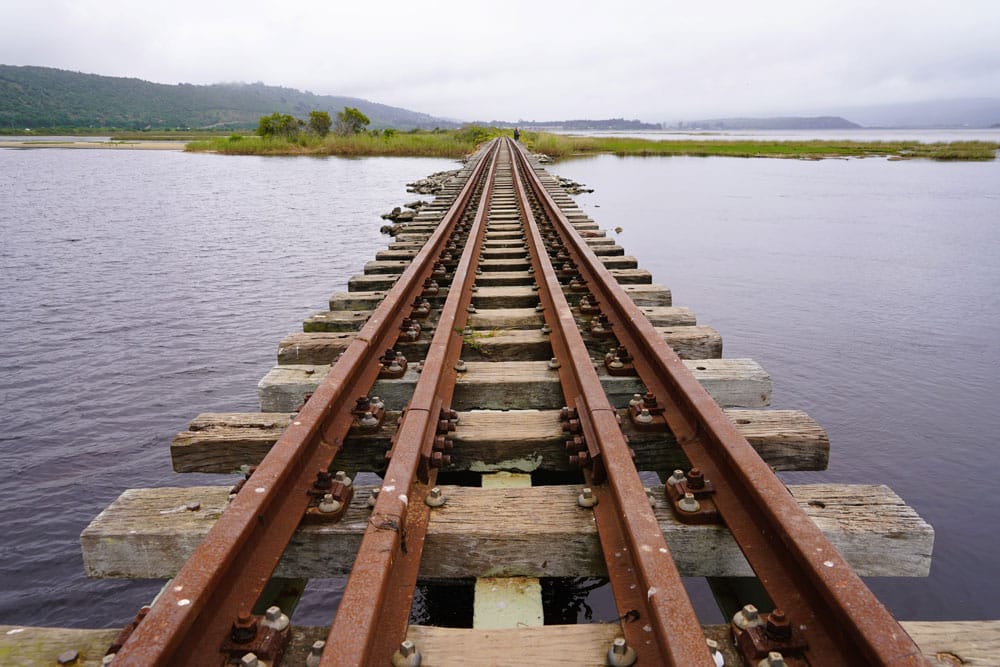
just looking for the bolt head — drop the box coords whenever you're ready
[399,640,416,657]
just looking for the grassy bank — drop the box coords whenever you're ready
[186,129,488,158]
[523,131,1000,161]
[183,127,999,161]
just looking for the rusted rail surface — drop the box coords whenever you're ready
[107,137,925,666]
[509,139,926,665]
[510,145,713,665]
[113,144,500,666]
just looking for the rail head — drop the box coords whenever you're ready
[113,140,502,667]
[508,137,927,666]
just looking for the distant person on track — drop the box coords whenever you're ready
[513,128,520,141]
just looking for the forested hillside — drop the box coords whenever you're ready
[0,65,456,131]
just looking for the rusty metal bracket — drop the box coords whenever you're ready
[219,611,291,664]
[578,293,601,315]
[628,392,666,430]
[604,345,637,376]
[379,348,408,378]
[302,471,354,524]
[410,297,431,319]
[351,395,385,433]
[664,468,721,525]
[734,609,809,665]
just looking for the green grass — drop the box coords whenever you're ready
[521,132,1000,161]
[186,127,505,158]
[184,127,999,161]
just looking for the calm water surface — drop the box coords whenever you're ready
[0,149,458,628]
[0,147,997,631]
[553,154,1000,621]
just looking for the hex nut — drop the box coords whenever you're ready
[391,639,422,667]
[577,487,598,508]
[425,487,447,508]
[264,605,289,632]
[678,492,701,513]
[306,640,326,667]
[732,603,763,631]
[758,652,787,667]
[606,637,637,666]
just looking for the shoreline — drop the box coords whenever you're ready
[1,140,186,151]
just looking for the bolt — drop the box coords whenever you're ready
[541,324,551,334]
[454,359,467,372]
[391,639,422,667]
[240,654,259,667]
[687,468,705,490]
[425,487,446,507]
[360,411,379,428]
[264,605,289,631]
[606,636,637,666]
[334,471,352,488]
[644,487,656,506]
[678,492,700,513]
[732,603,762,631]
[462,325,472,336]
[628,393,643,408]
[766,609,792,641]
[666,469,686,486]
[56,650,79,665]
[634,408,653,424]
[368,487,381,508]
[535,302,545,312]
[102,655,116,666]
[758,652,787,667]
[306,640,326,667]
[318,493,341,514]
[577,487,598,508]
[608,355,624,369]
[547,357,561,369]
[467,304,476,313]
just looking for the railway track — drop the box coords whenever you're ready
[32,137,952,665]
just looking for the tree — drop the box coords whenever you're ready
[309,110,332,137]
[336,106,370,135]
[257,112,302,139]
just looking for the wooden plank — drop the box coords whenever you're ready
[328,283,672,311]
[257,358,772,412]
[300,307,696,338]
[81,483,931,580]
[347,267,651,292]
[3,622,995,666]
[171,407,827,475]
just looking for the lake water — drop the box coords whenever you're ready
[0,146,997,631]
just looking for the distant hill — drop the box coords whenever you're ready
[816,98,1000,128]
[668,116,861,131]
[0,65,458,131]
[484,118,662,131]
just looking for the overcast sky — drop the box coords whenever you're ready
[3,0,999,122]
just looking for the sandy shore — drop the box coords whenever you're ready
[3,140,186,150]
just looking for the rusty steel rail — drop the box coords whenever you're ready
[509,139,715,666]
[510,139,926,666]
[319,141,500,666]
[112,141,501,666]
